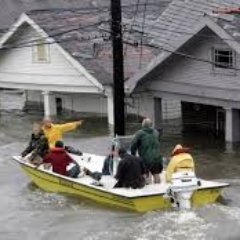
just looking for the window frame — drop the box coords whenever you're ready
[32,39,50,63]
[211,47,236,75]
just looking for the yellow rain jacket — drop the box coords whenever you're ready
[43,122,79,149]
[166,153,195,183]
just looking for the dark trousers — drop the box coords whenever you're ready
[67,165,80,178]
[65,146,82,156]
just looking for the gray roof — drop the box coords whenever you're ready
[21,1,170,85]
[217,14,240,42]
[128,0,240,91]
[0,0,171,31]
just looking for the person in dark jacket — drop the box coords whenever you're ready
[21,123,49,165]
[114,148,145,189]
[131,118,163,184]
[102,145,115,175]
[43,141,80,178]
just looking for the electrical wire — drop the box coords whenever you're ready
[123,0,141,56]
[0,32,110,51]
[0,21,109,50]
[141,41,240,71]
[0,2,240,71]
[139,0,149,69]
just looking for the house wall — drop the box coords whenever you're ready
[146,27,240,108]
[133,27,240,141]
[0,22,181,120]
[127,93,181,120]
[0,90,25,110]
[0,23,100,92]
[26,89,179,122]
[26,90,108,115]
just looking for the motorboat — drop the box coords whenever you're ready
[12,149,229,212]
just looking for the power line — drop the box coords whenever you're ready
[0,21,109,51]
[123,25,240,58]
[1,32,110,51]
[123,0,141,56]
[23,2,168,13]
[139,0,149,69]
[1,11,239,72]
[135,41,240,72]
[0,1,169,34]
[123,20,240,44]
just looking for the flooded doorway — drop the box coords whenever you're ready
[181,102,225,139]
[56,97,63,115]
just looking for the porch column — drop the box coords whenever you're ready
[105,87,114,125]
[42,91,56,117]
[225,108,240,142]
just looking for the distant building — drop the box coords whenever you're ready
[128,0,240,142]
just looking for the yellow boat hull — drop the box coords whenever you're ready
[18,162,227,212]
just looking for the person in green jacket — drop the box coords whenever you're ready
[131,118,163,184]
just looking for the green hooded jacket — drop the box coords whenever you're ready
[131,127,162,165]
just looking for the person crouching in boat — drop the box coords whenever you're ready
[114,148,145,189]
[42,117,83,149]
[21,123,49,165]
[165,144,195,183]
[43,140,80,178]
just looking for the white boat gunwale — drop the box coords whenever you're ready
[13,156,229,200]
[13,156,168,200]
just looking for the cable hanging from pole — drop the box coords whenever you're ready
[123,0,141,56]
[139,0,149,69]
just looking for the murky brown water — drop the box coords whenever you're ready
[1,91,240,240]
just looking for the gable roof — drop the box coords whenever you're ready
[0,2,171,87]
[127,0,240,92]
[0,12,106,91]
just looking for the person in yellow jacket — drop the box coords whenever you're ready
[42,117,83,149]
[166,144,195,183]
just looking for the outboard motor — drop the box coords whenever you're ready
[166,171,199,210]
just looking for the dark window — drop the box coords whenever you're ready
[213,48,233,69]
[56,98,63,114]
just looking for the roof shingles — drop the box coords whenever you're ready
[26,7,166,85]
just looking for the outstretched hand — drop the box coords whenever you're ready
[75,120,84,126]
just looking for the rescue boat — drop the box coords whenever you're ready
[12,151,229,212]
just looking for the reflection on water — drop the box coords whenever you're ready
[1,93,240,239]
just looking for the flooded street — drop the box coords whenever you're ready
[1,92,240,240]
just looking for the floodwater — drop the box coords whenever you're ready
[1,91,240,240]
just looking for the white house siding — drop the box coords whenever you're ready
[133,27,240,142]
[127,93,181,121]
[0,90,25,110]
[26,89,180,121]
[26,90,108,115]
[128,94,155,120]
[148,28,240,107]
[0,24,99,92]
[161,99,181,120]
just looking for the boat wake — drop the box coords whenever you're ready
[131,210,213,240]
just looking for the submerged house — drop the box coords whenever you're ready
[0,1,172,123]
[128,0,240,142]
[0,9,158,124]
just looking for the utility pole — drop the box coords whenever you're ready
[111,0,125,136]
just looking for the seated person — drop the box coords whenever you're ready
[114,148,145,189]
[102,145,115,175]
[166,144,195,183]
[43,141,80,178]
[21,123,49,165]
